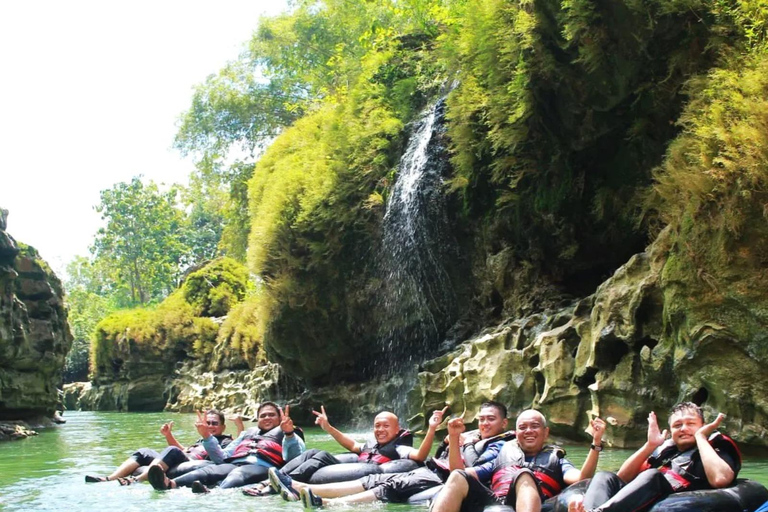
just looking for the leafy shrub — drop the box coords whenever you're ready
[181,257,249,317]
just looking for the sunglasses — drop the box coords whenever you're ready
[206,421,220,426]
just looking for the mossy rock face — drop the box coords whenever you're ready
[415,231,768,448]
[0,213,72,420]
[86,259,250,411]
[182,257,248,317]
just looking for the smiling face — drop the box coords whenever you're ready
[372,412,400,445]
[515,409,549,456]
[205,412,225,437]
[256,404,281,431]
[477,405,508,439]
[669,408,704,451]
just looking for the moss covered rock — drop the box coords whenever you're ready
[0,209,72,421]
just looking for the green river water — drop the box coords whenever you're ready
[1,411,767,512]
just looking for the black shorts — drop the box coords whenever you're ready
[362,467,443,503]
[461,467,537,512]
[131,448,161,466]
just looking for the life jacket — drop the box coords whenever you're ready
[357,429,414,464]
[490,441,566,500]
[643,432,741,491]
[226,426,305,466]
[428,429,516,478]
[186,434,233,460]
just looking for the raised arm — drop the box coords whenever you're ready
[280,405,306,461]
[564,417,606,484]
[447,416,468,470]
[232,414,245,437]
[617,412,667,483]
[160,420,184,450]
[313,405,361,453]
[411,407,449,462]
[695,413,736,488]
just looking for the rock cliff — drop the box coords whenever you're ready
[414,229,768,448]
[0,208,72,422]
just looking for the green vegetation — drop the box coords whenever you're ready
[66,0,768,386]
[182,257,249,317]
[90,258,248,381]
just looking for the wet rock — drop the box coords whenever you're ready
[0,421,38,441]
[415,230,768,448]
[0,210,72,422]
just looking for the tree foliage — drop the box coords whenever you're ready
[92,177,188,306]
[62,256,118,382]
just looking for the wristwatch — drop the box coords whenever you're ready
[590,443,603,452]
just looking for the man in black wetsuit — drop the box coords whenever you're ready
[568,402,740,512]
[431,409,606,512]
[289,402,513,508]
[256,406,423,496]
[84,409,234,484]
[147,401,304,491]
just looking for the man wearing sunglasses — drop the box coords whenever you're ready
[148,401,305,491]
[84,409,234,485]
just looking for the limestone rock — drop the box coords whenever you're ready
[0,210,72,421]
[0,421,38,441]
[415,230,768,448]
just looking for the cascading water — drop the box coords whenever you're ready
[369,98,459,414]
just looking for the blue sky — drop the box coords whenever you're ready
[0,0,287,276]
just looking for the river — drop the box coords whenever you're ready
[1,411,767,511]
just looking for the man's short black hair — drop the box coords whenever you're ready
[670,402,704,422]
[479,401,508,419]
[257,401,282,418]
[206,409,225,424]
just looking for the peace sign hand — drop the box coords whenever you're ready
[195,410,210,438]
[280,405,295,434]
[313,405,330,431]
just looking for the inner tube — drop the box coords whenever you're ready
[408,485,444,504]
[540,479,768,512]
[309,459,421,485]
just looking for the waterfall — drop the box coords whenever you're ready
[371,98,458,387]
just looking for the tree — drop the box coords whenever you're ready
[92,177,188,305]
[62,256,117,382]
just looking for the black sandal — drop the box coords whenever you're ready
[85,475,109,483]
[117,477,137,486]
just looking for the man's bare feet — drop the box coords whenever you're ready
[568,496,587,512]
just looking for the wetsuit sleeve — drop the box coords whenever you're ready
[203,431,244,464]
[396,445,417,459]
[282,433,306,462]
[471,458,497,483]
[475,441,504,466]
[560,457,576,478]
[713,436,741,476]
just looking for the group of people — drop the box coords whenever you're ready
[85,400,742,512]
